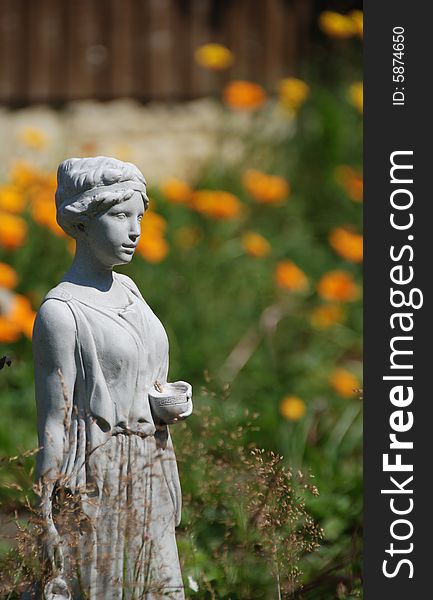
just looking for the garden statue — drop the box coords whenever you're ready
[32,156,193,600]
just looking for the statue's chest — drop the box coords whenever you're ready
[76,300,168,384]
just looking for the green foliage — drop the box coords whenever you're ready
[0,74,362,597]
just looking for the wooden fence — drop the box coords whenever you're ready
[0,0,313,104]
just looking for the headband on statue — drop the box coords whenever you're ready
[56,179,149,234]
[56,180,148,212]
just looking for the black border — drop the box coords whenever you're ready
[365,2,432,595]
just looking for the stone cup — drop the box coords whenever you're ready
[149,381,191,424]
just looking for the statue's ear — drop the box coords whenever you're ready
[72,216,89,237]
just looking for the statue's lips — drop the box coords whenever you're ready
[121,245,136,253]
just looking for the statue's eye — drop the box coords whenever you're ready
[114,212,127,220]
[138,215,143,222]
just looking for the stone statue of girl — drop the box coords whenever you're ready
[32,156,192,600]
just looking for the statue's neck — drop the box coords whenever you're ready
[62,243,114,291]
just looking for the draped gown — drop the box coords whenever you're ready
[38,272,184,600]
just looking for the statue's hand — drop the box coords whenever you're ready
[173,380,193,420]
[43,575,71,600]
[43,521,64,575]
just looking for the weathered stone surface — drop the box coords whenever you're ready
[32,156,192,599]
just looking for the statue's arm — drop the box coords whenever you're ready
[32,300,77,590]
[33,299,77,482]
[33,299,77,573]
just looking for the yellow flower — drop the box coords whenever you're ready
[348,82,363,113]
[317,270,359,302]
[0,185,26,214]
[277,78,310,111]
[194,43,234,70]
[243,170,290,205]
[349,10,363,38]
[311,304,345,329]
[280,396,306,421]
[0,211,27,249]
[0,263,19,289]
[329,228,363,262]
[242,232,271,258]
[330,368,360,398]
[335,165,363,203]
[137,235,169,263]
[318,11,356,39]
[18,126,48,150]
[275,260,308,292]
[223,81,267,111]
[161,178,193,205]
[191,190,242,220]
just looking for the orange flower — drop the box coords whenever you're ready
[318,11,356,39]
[0,263,19,289]
[280,396,306,421]
[277,78,310,111]
[10,161,42,191]
[275,260,308,292]
[0,316,21,343]
[349,10,363,38]
[190,190,242,220]
[137,235,169,263]
[67,238,76,256]
[348,82,363,113]
[223,81,267,111]
[80,141,98,155]
[17,126,48,150]
[173,226,203,250]
[335,166,363,203]
[330,368,360,398]
[136,210,169,262]
[317,270,359,302]
[0,211,27,249]
[242,232,271,258]
[329,228,363,262]
[0,289,35,340]
[31,197,66,237]
[194,43,234,70]
[0,185,26,214]
[161,178,193,205]
[141,210,167,235]
[311,304,345,329]
[9,294,36,339]
[243,170,290,205]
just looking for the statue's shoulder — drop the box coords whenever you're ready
[42,283,74,303]
[33,290,77,363]
[114,272,144,301]
[35,285,76,338]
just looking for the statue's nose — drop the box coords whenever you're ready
[129,223,140,241]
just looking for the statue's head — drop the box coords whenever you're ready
[55,156,149,266]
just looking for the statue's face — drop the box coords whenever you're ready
[82,191,144,267]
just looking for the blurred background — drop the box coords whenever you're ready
[0,0,362,598]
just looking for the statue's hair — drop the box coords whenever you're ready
[55,156,148,237]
